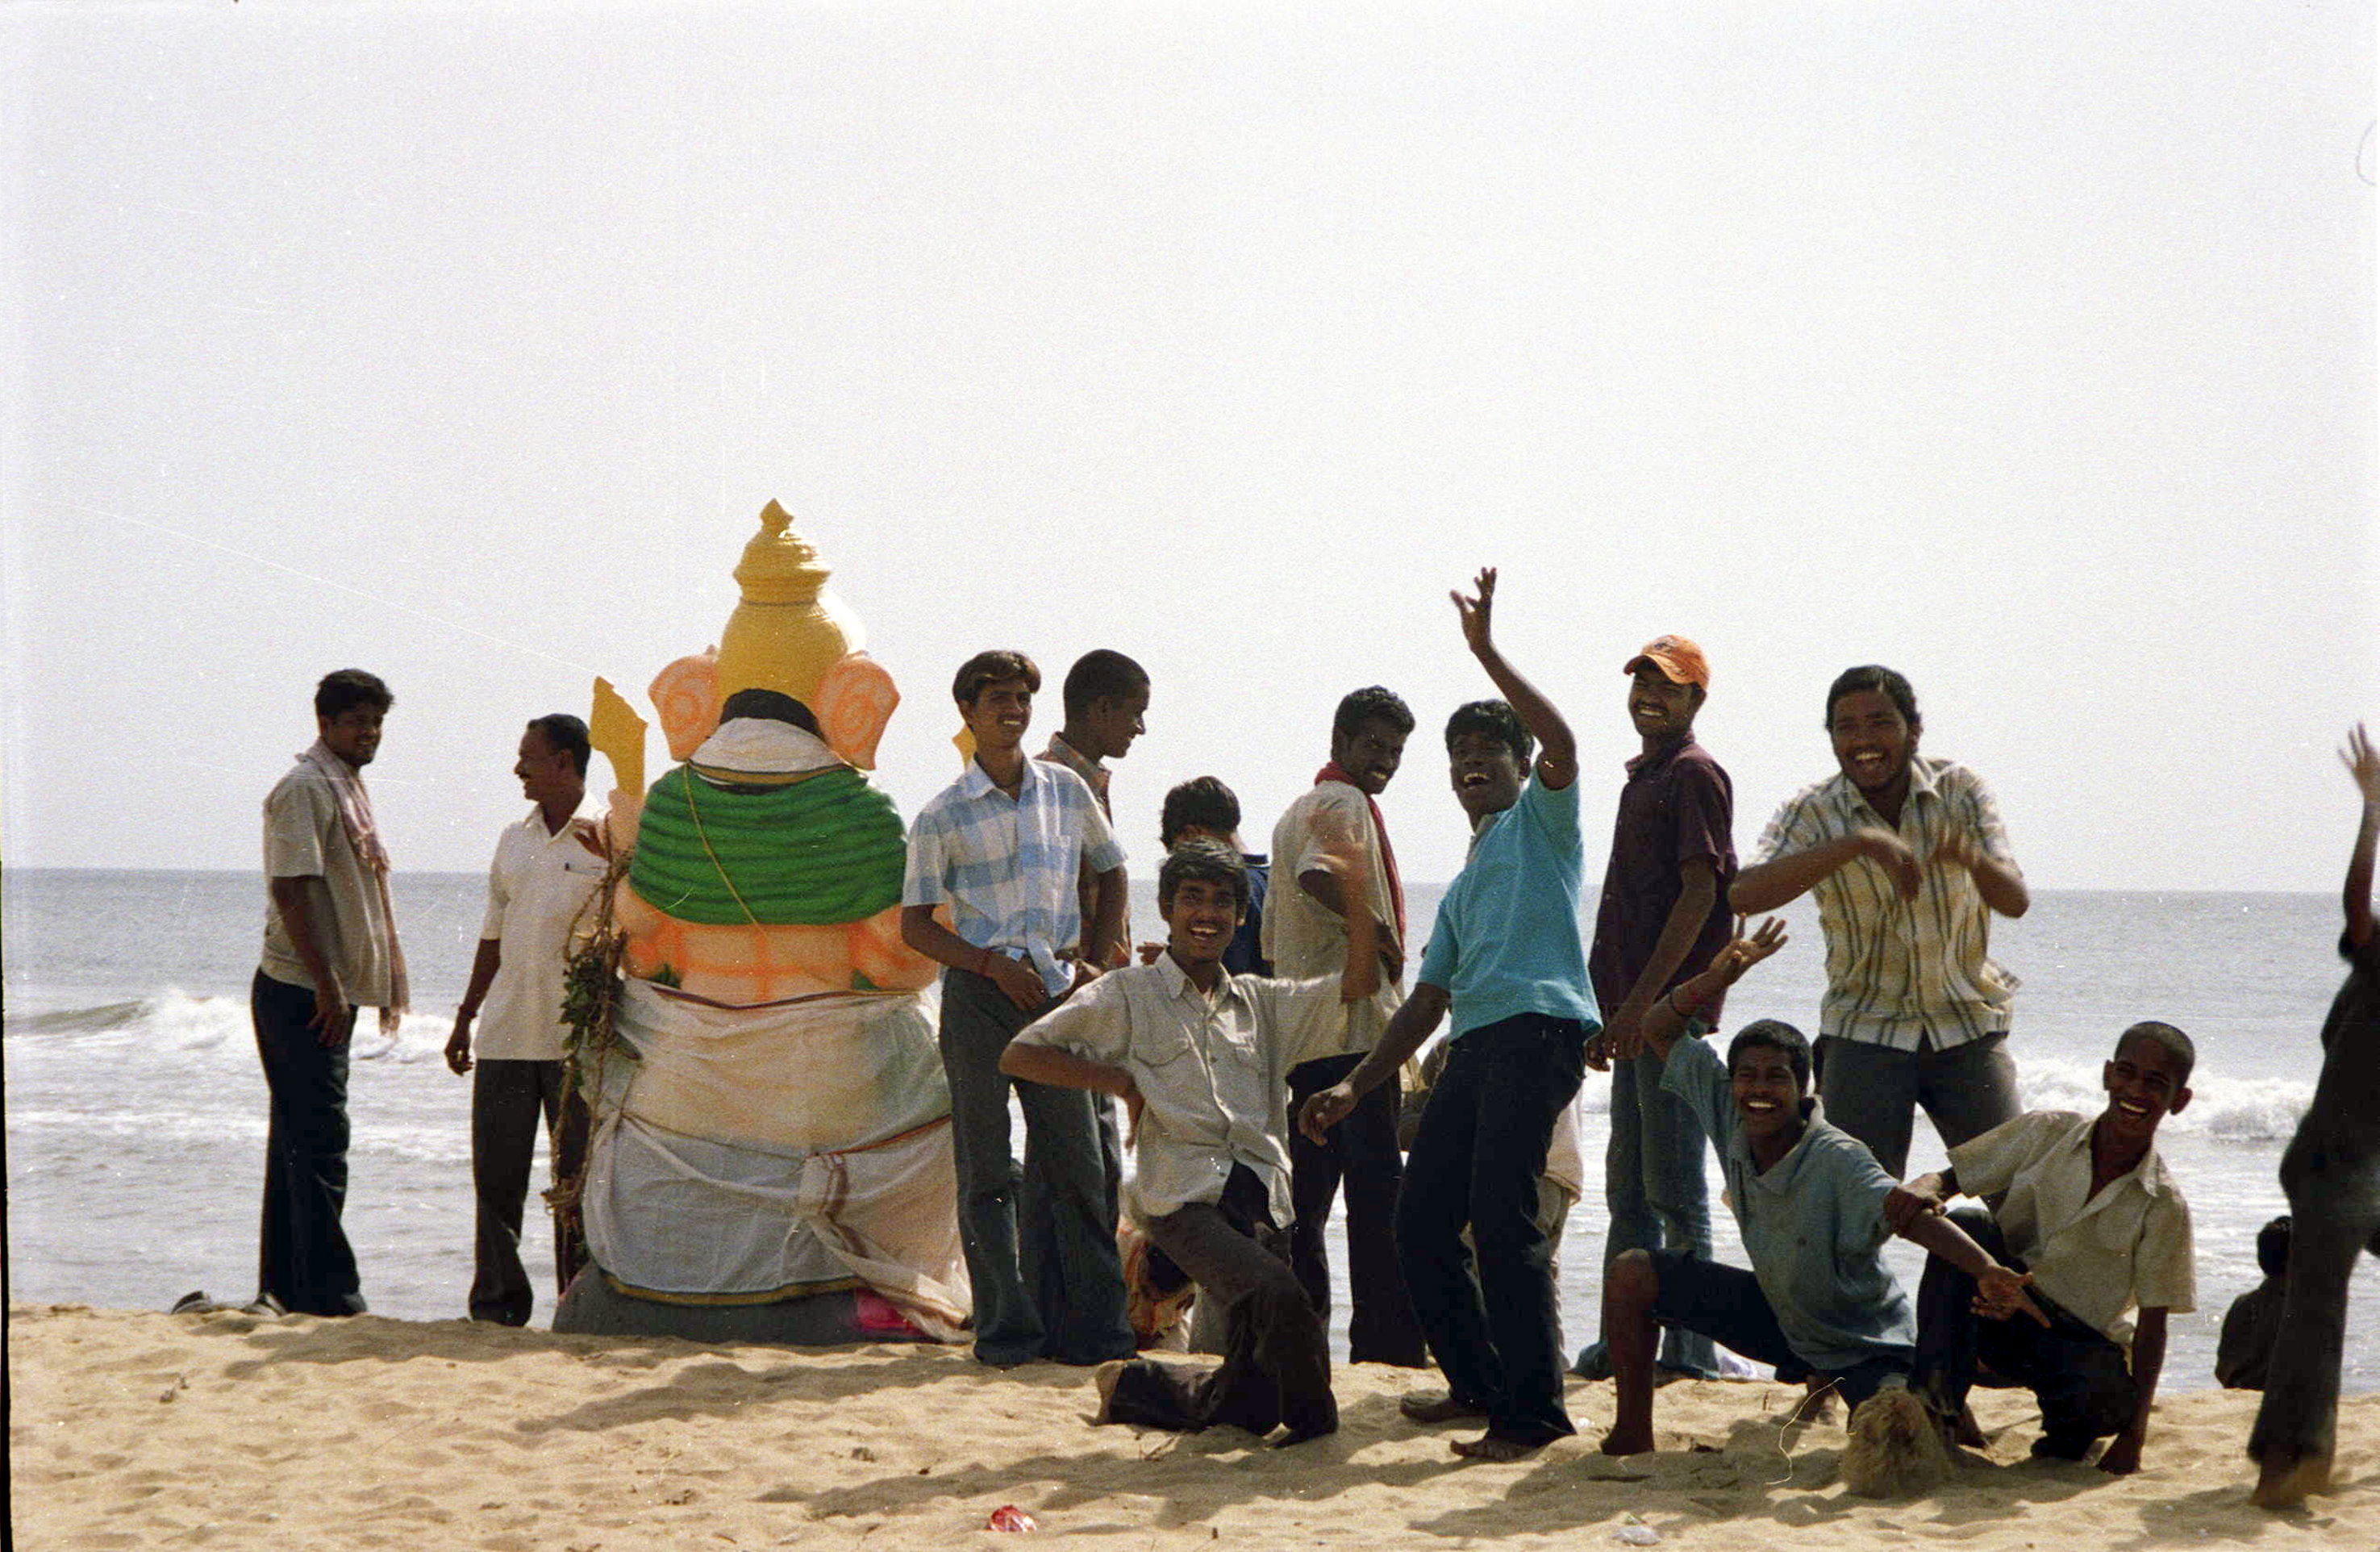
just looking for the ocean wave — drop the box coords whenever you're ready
[2,989,455,1064]
[2016,1055,2307,1141]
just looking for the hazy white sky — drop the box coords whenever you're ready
[4,2,2373,891]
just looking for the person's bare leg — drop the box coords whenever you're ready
[1599,1250,1661,1454]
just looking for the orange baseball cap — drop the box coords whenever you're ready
[1623,635,1710,689]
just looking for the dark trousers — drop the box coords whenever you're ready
[1913,1208,2135,1449]
[252,970,366,1316]
[1814,1032,2022,1180]
[469,1058,590,1325]
[1102,1164,1336,1440]
[1395,1013,1587,1446]
[1286,1053,1429,1367]
[938,966,1134,1366]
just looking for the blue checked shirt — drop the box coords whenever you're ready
[903,756,1127,999]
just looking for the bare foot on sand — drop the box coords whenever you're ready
[1599,1428,1653,1457]
[1452,1433,1544,1462]
[2252,1451,2333,1510]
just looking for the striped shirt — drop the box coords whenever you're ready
[903,756,1127,999]
[1750,754,2020,1051]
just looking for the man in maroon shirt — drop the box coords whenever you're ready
[1573,636,1736,1383]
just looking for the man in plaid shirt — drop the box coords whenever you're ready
[902,649,1136,1368]
[1730,665,2030,1179]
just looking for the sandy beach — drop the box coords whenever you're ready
[10,1301,2374,1550]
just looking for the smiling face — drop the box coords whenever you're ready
[1080,685,1150,761]
[2101,1034,2193,1145]
[1729,1043,1807,1151]
[515,725,578,808]
[1449,730,1523,821]
[1163,874,1246,967]
[318,704,386,769]
[961,678,1034,754]
[1628,665,1701,746]
[1331,716,1409,796]
[1828,688,1919,804]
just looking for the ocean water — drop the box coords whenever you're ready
[6,868,2376,1394]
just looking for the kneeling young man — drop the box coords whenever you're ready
[1599,918,2037,1458]
[1890,1022,2196,1474]
[1002,840,1381,1445]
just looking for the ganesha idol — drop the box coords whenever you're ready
[551,501,969,1347]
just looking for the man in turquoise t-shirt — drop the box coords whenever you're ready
[1300,567,1601,1462]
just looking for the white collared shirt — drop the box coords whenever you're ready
[1751,753,2021,1050]
[1263,780,1404,1053]
[474,803,610,1062]
[1950,1109,2196,1344]
[1012,955,1351,1224]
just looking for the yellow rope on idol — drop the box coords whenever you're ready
[681,773,763,928]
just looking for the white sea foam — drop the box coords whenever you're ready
[2015,1054,2310,1142]
[6,990,456,1065]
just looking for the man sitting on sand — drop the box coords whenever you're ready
[1888,1022,2197,1474]
[1598,916,2039,1462]
[1300,568,1599,1462]
[1001,839,1379,1444]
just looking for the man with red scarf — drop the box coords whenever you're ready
[1261,686,1429,1368]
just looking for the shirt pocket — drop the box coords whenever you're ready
[1132,1023,1203,1072]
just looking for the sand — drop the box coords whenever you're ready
[10,1301,2375,1550]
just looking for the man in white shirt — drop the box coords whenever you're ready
[446,713,609,1325]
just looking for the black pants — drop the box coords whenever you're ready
[1395,1013,1587,1446]
[1286,1053,1428,1367]
[469,1058,590,1325]
[252,970,365,1316]
[1913,1208,2135,1449]
[1101,1164,1336,1440]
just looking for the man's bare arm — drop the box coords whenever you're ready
[2099,1307,2167,1475]
[1733,830,1918,912]
[1297,983,1449,1142]
[446,937,502,1074]
[268,875,352,1046]
[1451,567,1576,790]
[2342,724,2378,947]
[1082,866,1127,976]
[1632,916,1790,1068]
[1605,859,1717,1058]
[1933,828,2030,918]
[1000,1041,1144,1141]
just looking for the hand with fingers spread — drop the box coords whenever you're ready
[2344,722,2380,806]
[1450,566,1498,658]
[1708,914,1790,988]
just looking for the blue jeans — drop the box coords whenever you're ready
[1396,1013,1588,1446]
[1603,1049,1719,1378]
[937,966,1133,1366]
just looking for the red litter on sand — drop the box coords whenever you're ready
[987,1505,1037,1532]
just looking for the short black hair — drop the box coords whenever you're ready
[1332,686,1415,741]
[1158,836,1250,914]
[1061,649,1150,719]
[527,713,592,775]
[2257,1215,2293,1279]
[952,650,1040,706]
[1728,1018,1813,1092]
[1445,699,1532,769]
[2115,1020,2196,1086]
[315,669,393,720]
[719,687,821,736]
[1161,776,1242,848]
[1825,665,1919,731]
